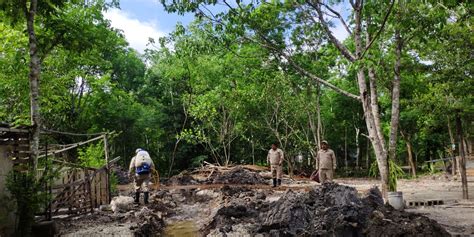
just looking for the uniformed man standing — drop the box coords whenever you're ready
[267,142,284,187]
[316,140,337,183]
[129,148,155,204]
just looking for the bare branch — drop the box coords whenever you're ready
[360,0,395,59]
[196,2,360,101]
[320,2,352,35]
[283,55,361,101]
[307,0,356,62]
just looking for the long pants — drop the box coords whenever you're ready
[319,168,334,183]
[271,164,283,179]
[134,173,151,192]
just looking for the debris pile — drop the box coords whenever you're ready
[110,196,134,213]
[130,207,165,236]
[165,173,200,186]
[211,166,268,185]
[204,183,450,236]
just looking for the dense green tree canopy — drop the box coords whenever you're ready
[0,0,472,180]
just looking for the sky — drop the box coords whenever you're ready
[103,0,350,53]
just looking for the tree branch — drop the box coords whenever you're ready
[307,0,356,62]
[196,2,360,101]
[360,0,395,59]
[320,2,352,35]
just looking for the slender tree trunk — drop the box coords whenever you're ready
[388,28,402,167]
[316,82,322,150]
[401,130,416,177]
[455,113,469,199]
[447,117,457,176]
[344,125,348,170]
[355,126,360,169]
[25,0,41,172]
[366,138,370,169]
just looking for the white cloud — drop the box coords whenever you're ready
[103,8,165,53]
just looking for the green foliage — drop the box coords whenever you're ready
[369,159,405,191]
[6,171,50,236]
[388,159,405,192]
[78,142,105,168]
[0,0,472,179]
[191,155,207,168]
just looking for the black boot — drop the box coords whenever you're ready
[134,192,140,204]
[144,192,149,204]
[272,178,277,187]
[277,179,281,186]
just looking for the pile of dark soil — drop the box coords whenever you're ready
[205,183,450,237]
[212,166,267,185]
[165,173,200,186]
[149,190,177,215]
[130,207,165,237]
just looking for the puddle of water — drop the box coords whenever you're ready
[163,221,199,237]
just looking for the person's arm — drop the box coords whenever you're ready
[279,149,284,166]
[332,151,337,170]
[315,152,319,170]
[128,157,136,177]
[267,151,270,165]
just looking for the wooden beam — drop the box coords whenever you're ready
[37,135,104,159]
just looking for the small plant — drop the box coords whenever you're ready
[368,159,405,191]
[6,169,51,237]
[388,159,405,191]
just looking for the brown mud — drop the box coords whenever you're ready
[57,165,464,236]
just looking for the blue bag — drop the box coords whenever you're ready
[136,163,151,175]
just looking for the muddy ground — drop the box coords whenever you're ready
[56,166,473,236]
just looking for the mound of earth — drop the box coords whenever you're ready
[212,166,267,185]
[165,173,200,186]
[205,183,450,236]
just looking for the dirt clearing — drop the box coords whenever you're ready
[58,166,473,236]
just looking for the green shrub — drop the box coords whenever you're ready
[368,159,405,191]
[78,142,105,168]
[6,171,50,237]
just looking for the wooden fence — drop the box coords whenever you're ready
[48,166,109,216]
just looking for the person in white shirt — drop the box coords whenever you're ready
[128,148,155,204]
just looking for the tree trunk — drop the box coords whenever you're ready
[387,28,403,180]
[316,82,322,149]
[401,130,416,177]
[25,0,41,172]
[447,117,457,176]
[355,126,360,169]
[344,125,348,170]
[455,113,469,199]
[366,138,370,169]
[354,0,389,197]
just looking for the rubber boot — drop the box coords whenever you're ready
[134,192,140,204]
[272,178,277,188]
[144,192,149,205]
[277,179,281,186]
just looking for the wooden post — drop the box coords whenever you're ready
[103,134,111,203]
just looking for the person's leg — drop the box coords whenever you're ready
[142,175,151,204]
[134,176,144,203]
[277,165,282,186]
[327,169,334,182]
[319,169,327,184]
[271,165,277,187]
